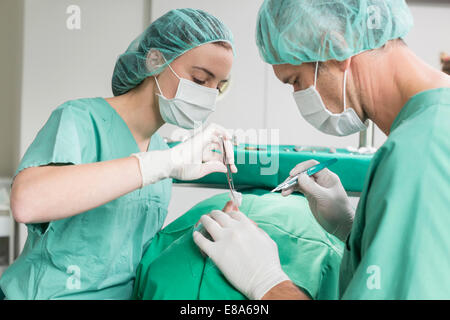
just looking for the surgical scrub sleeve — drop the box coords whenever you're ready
[0,98,172,299]
[340,88,450,299]
[133,190,344,300]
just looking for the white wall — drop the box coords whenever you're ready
[0,0,23,178]
[19,0,152,158]
[16,0,152,251]
[375,2,450,147]
[407,3,450,69]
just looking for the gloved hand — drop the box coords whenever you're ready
[193,210,290,300]
[132,123,236,187]
[282,160,355,242]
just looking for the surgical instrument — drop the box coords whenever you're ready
[220,137,237,204]
[271,158,338,192]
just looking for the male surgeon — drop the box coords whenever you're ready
[194,0,450,300]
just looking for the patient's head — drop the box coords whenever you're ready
[223,200,239,213]
[442,53,450,75]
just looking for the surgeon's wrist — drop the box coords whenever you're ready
[131,150,173,187]
[250,268,290,300]
[334,219,353,242]
[167,146,186,178]
[262,280,311,300]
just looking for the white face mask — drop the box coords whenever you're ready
[292,62,367,136]
[154,64,218,130]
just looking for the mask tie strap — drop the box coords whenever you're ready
[153,62,181,99]
[167,63,181,80]
[153,75,165,98]
[314,61,319,88]
[154,51,181,80]
[314,42,324,89]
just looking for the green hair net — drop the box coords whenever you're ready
[256,0,413,65]
[112,8,234,96]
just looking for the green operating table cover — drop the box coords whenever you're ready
[133,189,344,300]
[170,143,373,192]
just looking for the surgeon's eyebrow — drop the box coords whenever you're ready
[192,66,216,79]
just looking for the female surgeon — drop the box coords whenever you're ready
[0,8,236,299]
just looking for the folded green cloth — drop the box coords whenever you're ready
[133,189,344,300]
[170,144,373,192]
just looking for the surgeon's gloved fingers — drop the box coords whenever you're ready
[209,210,234,227]
[281,186,295,197]
[313,168,341,187]
[199,214,223,241]
[289,159,319,177]
[212,131,236,173]
[226,210,246,221]
[222,139,235,164]
[203,142,237,173]
[297,172,324,196]
[193,231,214,257]
[199,161,228,178]
[202,146,223,162]
[202,123,232,144]
[227,211,258,227]
[254,224,271,238]
[278,175,296,196]
[211,123,232,140]
[189,125,219,150]
[206,141,222,152]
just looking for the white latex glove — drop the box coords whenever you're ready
[193,210,290,300]
[229,190,242,208]
[282,160,355,242]
[132,123,236,187]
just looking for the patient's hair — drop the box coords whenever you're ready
[441,53,450,75]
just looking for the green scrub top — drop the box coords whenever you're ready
[133,190,344,300]
[339,88,450,299]
[0,98,172,299]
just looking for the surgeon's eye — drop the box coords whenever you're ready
[193,77,206,85]
[217,80,229,94]
[292,77,303,91]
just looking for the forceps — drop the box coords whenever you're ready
[220,137,237,204]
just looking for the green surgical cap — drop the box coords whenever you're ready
[112,8,234,96]
[256,0,413,65]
